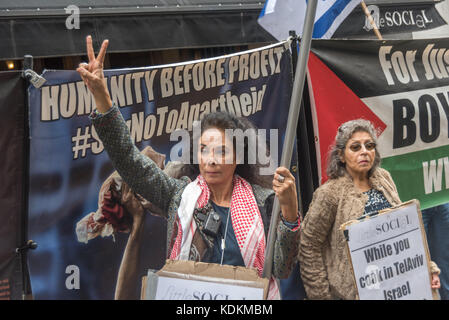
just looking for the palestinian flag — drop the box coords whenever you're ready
[308,39,449,209]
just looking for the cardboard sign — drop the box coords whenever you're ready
[340,200,437,300]
[141,260,269,300]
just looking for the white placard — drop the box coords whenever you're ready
[345,202,433,300]
[154,276,265,300]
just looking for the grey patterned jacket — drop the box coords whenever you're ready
[90,104,299,279]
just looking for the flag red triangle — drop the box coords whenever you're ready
[308,52,386,183]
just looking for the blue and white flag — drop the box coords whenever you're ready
[258,0,362,40]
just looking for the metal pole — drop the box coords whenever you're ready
[20,55,36,300]
[263,0,318,279]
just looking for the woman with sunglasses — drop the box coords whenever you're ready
[298,119,441,300]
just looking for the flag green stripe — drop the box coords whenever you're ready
[381,145,449,210]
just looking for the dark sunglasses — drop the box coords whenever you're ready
[347,141,376,152]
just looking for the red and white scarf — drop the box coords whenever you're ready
[169,174,280,300]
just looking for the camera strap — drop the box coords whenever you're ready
[220,207,231,266]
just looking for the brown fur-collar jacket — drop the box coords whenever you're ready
[298,167,439,300]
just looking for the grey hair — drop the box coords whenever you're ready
[326,119,381,179]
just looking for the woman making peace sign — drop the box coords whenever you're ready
[77,36,300,300]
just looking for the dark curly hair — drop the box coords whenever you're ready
[179,112,273,188]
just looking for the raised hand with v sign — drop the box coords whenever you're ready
[76,35,112,113]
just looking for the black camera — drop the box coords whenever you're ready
[196,208,222,237]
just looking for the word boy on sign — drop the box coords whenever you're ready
[341,200,436,300]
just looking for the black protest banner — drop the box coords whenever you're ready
[333,1,448,39]
[27,41,294,299]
